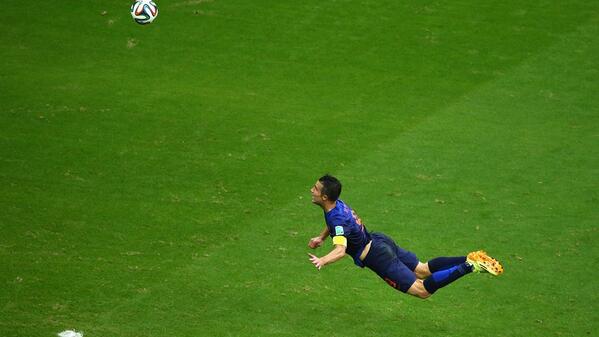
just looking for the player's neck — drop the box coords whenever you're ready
[323,200,336,213]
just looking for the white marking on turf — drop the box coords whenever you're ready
[58,330,83,337]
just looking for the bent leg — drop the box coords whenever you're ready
[427,256,467,273]
[422,262,473,294]
[415,256,467,279]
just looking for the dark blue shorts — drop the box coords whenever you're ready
[363,232,419,293]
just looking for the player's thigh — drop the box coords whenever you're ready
[394,244,420,271]
[380,259,417,293]
[375,233,419,271]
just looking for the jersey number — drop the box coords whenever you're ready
[351,210,364,229]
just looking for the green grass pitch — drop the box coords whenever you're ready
[1,1,598,336]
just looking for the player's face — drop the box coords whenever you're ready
[310,181,326,205]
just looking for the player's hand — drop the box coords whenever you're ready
[308,237,323,249]
[308,253,324,270]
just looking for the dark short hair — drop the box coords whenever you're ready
[319,174,342,201]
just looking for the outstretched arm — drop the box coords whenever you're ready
[308,244,346,270]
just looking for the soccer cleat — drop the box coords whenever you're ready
[467,250,504,275]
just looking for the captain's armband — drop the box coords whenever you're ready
[332,236,347,247]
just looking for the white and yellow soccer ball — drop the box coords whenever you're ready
[130,0,158,25]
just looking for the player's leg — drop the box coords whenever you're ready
[403,263,472,299]
[428,256,467,272]
[420,252,504,275]
[383,235,466,281]
[415,258,474,279]
[422,261,473,295]
[413,256,468,279]
[421,251,504,294]
[390,241,431,279]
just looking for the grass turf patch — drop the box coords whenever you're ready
[1,1,597,336]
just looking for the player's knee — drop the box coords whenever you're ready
[413,287,431,299]
[407,280,431,299]
[414,262,431,279]
[416,291,431,299]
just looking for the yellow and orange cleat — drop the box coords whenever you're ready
[467,250,504,276]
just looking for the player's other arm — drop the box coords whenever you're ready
[308,236,347,270]
[308,226,330,249]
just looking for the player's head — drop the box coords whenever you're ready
[317,174,342,201]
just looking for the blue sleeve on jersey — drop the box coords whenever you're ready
[327,215,352,239]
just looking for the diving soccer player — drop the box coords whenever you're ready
[307,174,503,298]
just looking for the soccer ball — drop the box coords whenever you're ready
[130,0,158,25]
